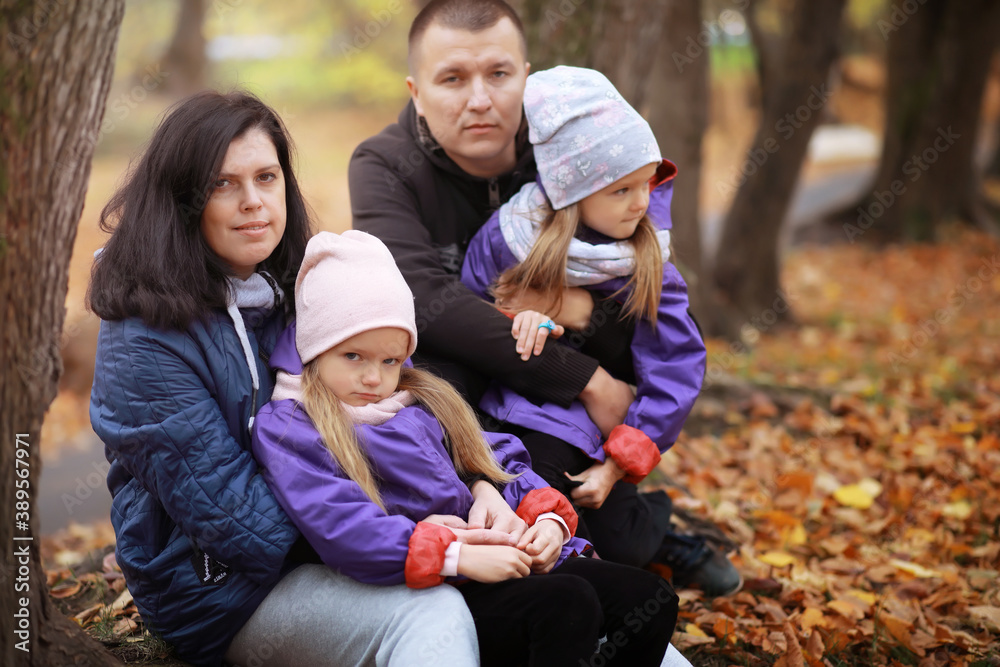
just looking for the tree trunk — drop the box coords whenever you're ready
[159,0,207,95]
[1,1,125,664]
[850,0,1000,242]
[641,0,719,334]
[711,0,847,331]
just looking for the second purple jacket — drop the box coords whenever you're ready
[460,163,706,478]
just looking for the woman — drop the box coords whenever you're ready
[88,91,481,667]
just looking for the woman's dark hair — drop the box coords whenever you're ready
[88,90,312,330]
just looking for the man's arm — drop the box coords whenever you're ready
[349,141,598,407]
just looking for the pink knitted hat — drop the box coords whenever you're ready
[295,230,417,364]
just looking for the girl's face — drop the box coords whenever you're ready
[200,128,287,280]
[578,162,659,239]
[315,328,410,407]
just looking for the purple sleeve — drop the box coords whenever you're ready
[460,211,517,301]
[625,261,706,450]
[252,401,415,586]
[482,430,555,508]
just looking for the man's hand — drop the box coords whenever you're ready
[579,366,635,437]
[468,481,528,542]
[516,519,564,574]
[423,514,517,546]
[566,458,626,509]
[499,286,594,331]
[511,310,564,361]
[457,544,532,583]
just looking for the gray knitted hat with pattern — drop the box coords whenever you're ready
[524,66,662,210]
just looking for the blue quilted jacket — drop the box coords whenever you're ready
[90,305,301,666]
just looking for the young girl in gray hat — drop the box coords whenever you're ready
[461,66,742,599]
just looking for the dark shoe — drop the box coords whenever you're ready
[652,531,742,598]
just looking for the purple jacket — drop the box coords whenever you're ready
[252,325,590,588]
[460,163,706,481]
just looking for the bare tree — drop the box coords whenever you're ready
[159,0,208,95]
[851,0,1000,242]
[1,1,125,664]
[711,0,847,329]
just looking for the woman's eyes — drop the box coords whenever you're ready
[212,172,276,188]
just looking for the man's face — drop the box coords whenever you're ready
[407,18,529,179]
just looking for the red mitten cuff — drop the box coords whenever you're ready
[603,424,661,484]
[515,488,579,537]
[405,522,457,589]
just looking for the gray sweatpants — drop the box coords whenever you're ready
[224,564,479,667]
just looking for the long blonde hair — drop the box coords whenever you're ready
[301,363,514,511]
[492,200,664,324]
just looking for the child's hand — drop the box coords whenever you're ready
[468,481,529,542]
[457,544,532,583]
[565,458,626,509]
[516,519,564,574]
[499,287,595,331]
[423,514,518,546]
[511,310,564,361]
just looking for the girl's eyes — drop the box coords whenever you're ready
[344,352,361,361]
[383,358,400,367]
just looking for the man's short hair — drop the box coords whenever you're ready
[408,0,527,73]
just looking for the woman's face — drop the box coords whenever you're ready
[200,128,287,280]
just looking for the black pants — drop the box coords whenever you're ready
[459,556,677,667]
[508,426,675,568]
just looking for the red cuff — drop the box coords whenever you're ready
[516,488,579,537]
[603,424,661,484]
[405,522,457,589]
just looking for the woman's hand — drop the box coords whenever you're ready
[499,287,595,331]
[422,514,516,546]
[579,367,635,437]
[468,481,528,542]
[516,519,565,574]
[457,544,532,583]
[565,458,626,510]
[511,310,564,361]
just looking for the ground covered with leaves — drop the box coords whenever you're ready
[42,229,1000,665]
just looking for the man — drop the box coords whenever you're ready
[349,0,740,598]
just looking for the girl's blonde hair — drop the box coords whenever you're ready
[301,362,514,511]
[492,200,663,324]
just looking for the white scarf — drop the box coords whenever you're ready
[271,368,415,427]
[498,182,671,285]
[225,271,283,429]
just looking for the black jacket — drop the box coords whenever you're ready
[349,101,632,407]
